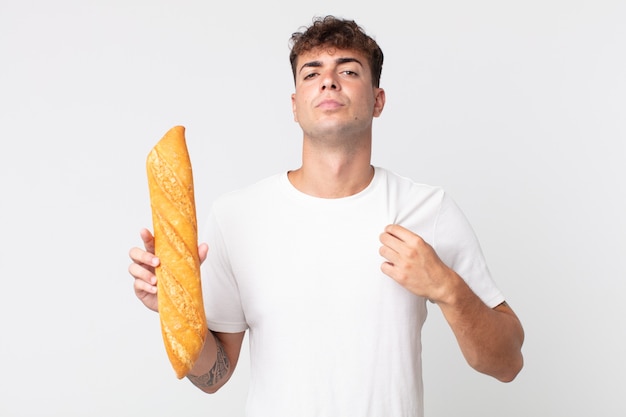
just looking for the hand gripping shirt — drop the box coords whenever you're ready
[201,167,504,417]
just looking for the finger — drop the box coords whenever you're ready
[128,262,157,286]
[128,246,159,268]
[379,230,406,255]
[384,224,415,242]
[198,242,209,264]
[139,228,155,253]
[380,260,396,279]
[133,275,158,295]
[383,224,428,256]
[379,241,400,264]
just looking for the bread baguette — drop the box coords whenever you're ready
[146,125,207,379]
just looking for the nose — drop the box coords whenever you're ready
[320,72,339,91]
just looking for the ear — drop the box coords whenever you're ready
[373,88,386,118]
[291,93,298,122]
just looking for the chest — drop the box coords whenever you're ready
[225,201,424,332]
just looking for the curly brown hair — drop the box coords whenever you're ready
[289,16,384,87]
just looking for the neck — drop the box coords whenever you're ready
[288,136,374,198]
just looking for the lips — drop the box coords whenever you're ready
[316,98,343,110]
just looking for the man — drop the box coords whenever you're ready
[129,15,524,417]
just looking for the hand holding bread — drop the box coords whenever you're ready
[129,229,209,313]
[145,125,208,378]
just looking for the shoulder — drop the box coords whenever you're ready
[376,166,446,203]
[212,173,283,209]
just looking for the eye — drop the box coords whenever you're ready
[303,72,318,80]
[341,70,359,77]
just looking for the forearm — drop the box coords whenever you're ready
[437,272,524,382]
[186,331,233,393]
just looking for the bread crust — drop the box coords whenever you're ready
[146,125,207,378]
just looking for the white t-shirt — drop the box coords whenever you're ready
[201,167,504,417]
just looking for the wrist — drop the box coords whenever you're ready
[433,268,470,308]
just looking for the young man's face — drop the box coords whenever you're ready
[291,47,385,143]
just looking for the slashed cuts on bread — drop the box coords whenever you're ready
[146,125,207,378]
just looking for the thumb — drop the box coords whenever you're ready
[139,228,155,253]
[198,242,209,264]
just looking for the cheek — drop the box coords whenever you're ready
[292,101,305,123]
[368,95,382,116]
[292,96,313,121]
[355,96,376,116]
[291,96,299,122]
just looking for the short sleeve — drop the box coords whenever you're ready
[433,193,505,308]
[200,208,248,333]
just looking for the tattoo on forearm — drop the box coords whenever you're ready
[187,339,230,389]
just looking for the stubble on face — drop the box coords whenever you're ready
[292,48,381,150]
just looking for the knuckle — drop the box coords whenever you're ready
[396,273,409,283]
[406,248,419,260]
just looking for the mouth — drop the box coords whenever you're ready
[316,99,343,110]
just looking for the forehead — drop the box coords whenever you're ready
[296,47,369,68]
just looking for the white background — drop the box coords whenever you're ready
[1,0,624,416]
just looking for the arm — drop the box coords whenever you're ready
[186,330,246,393]
[128,228,245,392]
[431,275,524,382]
[379,224,524,382]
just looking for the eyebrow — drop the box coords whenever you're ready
[298,57,364,74]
